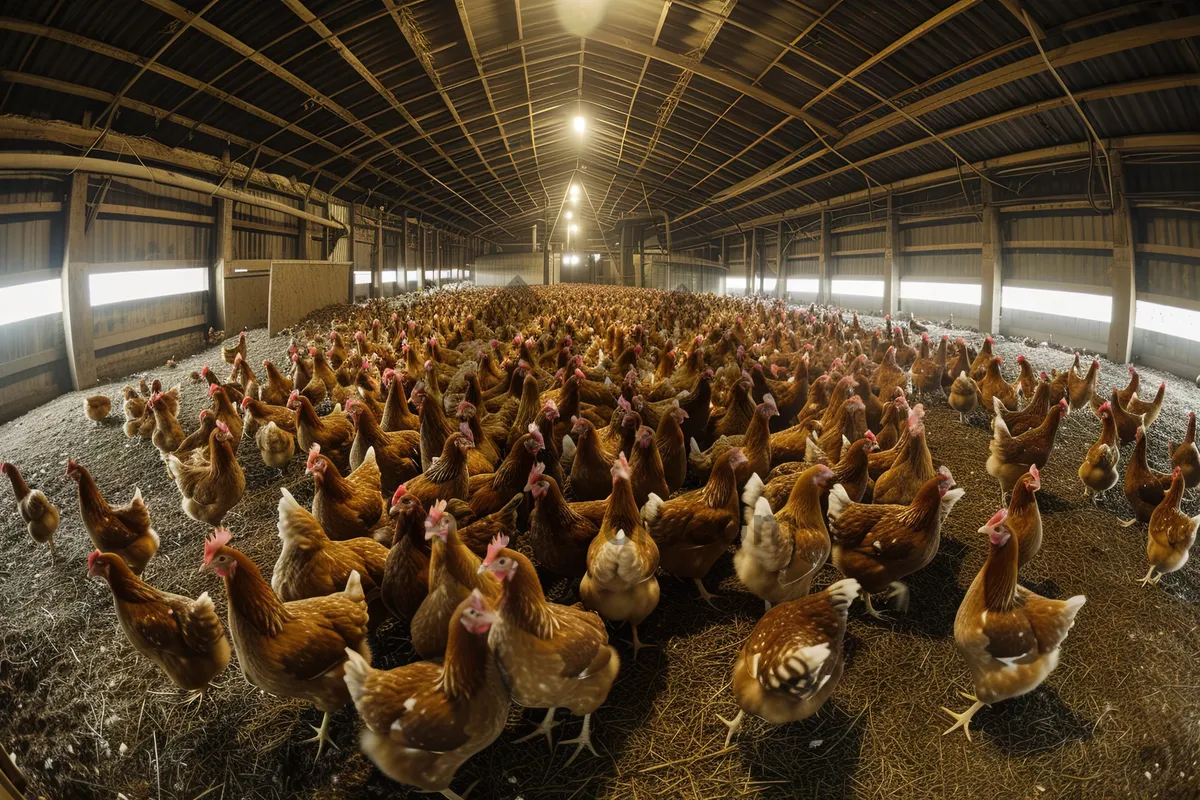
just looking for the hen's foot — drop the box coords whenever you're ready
[630,623,656,660]
[514,706,559,751]
[717,709,745,748]
[559,713,599,767]
[694,578,721,608]
[301,711,336,758]
[941,698,986,741]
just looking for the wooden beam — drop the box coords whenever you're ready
[744,229,754,295]
[94,314,207,351]
[901,242,982,253]
[775,220,786,298]
[0,347,64,380]
[1108,151,1136,363]
[1135,242,1200,260]
[212,197,231,331]
[0,268,60,290]
[801,0,983,113]
[882,196,900,317]
[60,171,95,389]
[98,203,211,224]
[697,134,1200,236]
[832,248,886,257]
[0,201,62,216]
[997,0,1045,39]
[582,28,840,139]
[89,259,209,274]
[373,215,383,298]
[1005,240,1115,251]
[980,177,1002,336]
[0,34,472,228]
[818,211,832,303]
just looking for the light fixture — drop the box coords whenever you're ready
[569,183,580,200]
[573,115,586,134]
[565,210,572,220]
[569,224,578,234]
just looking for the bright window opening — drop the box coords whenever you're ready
[0,279,63,325]
[787,278,819,293]
[726,276,747,293]
[89,268,207,306]
[382,270,397,283]
[1136,300,1200,342]
[1002,285,1111,322]
[900,281,982,305]
[832,279,884,298]
[354,271,371,284]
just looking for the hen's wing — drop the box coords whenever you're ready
[1019,588,1085,654]
[112,488,152,531]
[548,604,610,679]
[745,594,843,699]
[348,658,472,752]
[649,497,736,549]
[167,591,227,655]
[275,591,369,680]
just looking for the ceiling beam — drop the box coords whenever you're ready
[690,15,1200,211]
[455,0,541,209]
[800,0,983,113]
[707,73,1200,221]
[682,134,1200,238]
[278,0,509,225]
[381,0,525,219]
[0,17,480,227]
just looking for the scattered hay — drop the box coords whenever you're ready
[0,301,1197,799]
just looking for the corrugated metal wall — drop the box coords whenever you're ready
[474,252,544,286]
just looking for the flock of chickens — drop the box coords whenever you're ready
[3,284,1199,799]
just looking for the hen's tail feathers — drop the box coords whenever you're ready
[825,578,861,615]
[641,492,664,523]
[689,437,702,458]
[938,487,967,523]
[992,412,1011,441]
[341,647,371,704]
[344,570,365,603]
[827,483,853,522]
[803,433,824,465]
[742,495,775,540]
[741,473,765,519]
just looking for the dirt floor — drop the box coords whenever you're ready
[2,299,1199,800]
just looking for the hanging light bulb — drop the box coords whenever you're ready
[572,115,586,134]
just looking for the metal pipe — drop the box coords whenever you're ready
[0,153,346,231]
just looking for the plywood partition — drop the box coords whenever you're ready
[267,260,352,336]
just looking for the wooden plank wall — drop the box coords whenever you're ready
[0,170,451,423]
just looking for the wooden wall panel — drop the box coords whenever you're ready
[267,261,352,335]
[223,273,270,333]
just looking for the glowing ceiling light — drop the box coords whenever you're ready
[573,115,586,134]
[569,224,578,233]
[565,210,572,220]
[569,183,580,200]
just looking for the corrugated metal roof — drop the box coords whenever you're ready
[0,0,1196,245]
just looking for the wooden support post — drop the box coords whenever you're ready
[435,230,442,289]
[543,240,551,285]
[980,177,1003,335]
[401,214,410,291]
[775,220,787,298]
[61,171,96,389]
[297,200,310,260]
[417,225,426,291]
[721,234,729,292]
[883,196,901,318]
[211,196,232,332]
[1108,151,1136,363]
[345,209,352,303]
[744,229,754,295]
[373,215,383,298]
[818,211,832,303]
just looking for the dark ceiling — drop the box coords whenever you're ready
[1,0,1198,249]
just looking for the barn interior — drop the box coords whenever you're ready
[1,1,1199,798]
